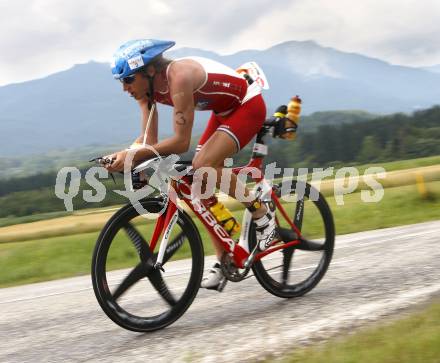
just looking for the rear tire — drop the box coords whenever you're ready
[250,181,335,298]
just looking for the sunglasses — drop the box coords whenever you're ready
[119,74,136,84]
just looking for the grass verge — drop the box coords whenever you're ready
[0,181,439,288]
[0,217,216,287]
[277,300,440,363]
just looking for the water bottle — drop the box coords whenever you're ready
[282,96,302,140]
[204,196,241,235]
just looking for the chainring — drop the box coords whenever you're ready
[220,252,250,282]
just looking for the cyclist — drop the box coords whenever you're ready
[106,39,276,291]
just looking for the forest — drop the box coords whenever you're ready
[0,105,439,218]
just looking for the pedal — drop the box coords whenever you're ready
[203,278,227,292]
[216,278,228,292]
[276,227,298,242]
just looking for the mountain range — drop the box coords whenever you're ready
[1,40,440,156]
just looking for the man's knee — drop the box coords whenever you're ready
[192,154,222,171]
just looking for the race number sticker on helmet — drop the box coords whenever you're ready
[128,55,144,70]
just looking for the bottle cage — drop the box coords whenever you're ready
[274,117,298,140]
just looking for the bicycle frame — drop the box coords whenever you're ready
[148,137,304,270]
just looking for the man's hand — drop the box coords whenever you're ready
[104,150,130,172]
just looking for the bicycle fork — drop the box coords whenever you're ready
[154,201,179,271]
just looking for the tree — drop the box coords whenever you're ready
[357,135,381,163]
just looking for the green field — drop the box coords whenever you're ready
[352,154,440,174]
[0,156,439,246]
[1,181,439,287]
[278,300,440,363]
[0,154,439,230]
[0,210,73,228]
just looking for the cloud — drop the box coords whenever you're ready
[233,0,440,66]
[0,0,439,85]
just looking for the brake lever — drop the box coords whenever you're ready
[89,156,115,165]
[89,157,101,163]
[89,157,117,184]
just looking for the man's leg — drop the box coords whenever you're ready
[192,130,268,258]
[196,95,276,291]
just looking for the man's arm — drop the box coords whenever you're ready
[131,66,195,161]
[105,65,195,172]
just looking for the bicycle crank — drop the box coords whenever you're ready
[220,252,250,282]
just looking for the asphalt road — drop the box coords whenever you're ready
[1,221,439,362]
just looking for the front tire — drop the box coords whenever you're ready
[91,198,204,332]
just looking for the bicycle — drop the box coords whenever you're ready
[91,109,335,332]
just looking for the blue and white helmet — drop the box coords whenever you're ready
[111,39,175,79]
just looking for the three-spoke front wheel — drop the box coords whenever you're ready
[91,198,204,332]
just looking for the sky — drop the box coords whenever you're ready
[1,0,439,86]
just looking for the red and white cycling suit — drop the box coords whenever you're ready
[154,56,266,151]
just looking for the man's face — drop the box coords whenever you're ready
[121,72,149,101]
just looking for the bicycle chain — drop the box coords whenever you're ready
[220,253,250,282]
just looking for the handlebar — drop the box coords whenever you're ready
[263,118,278,127]
[89,156,115,166]
[89,155,194,189]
